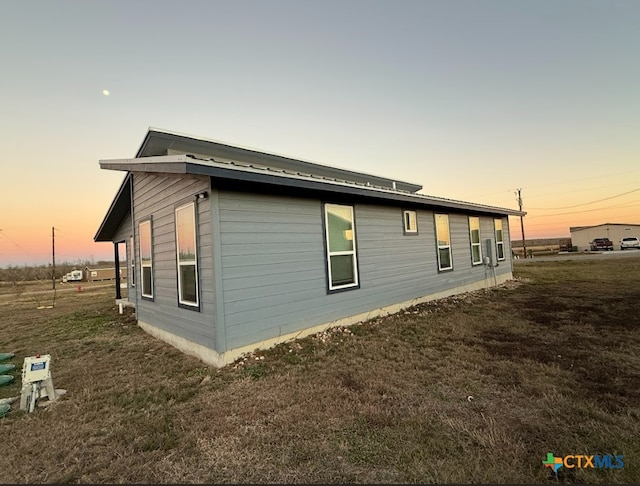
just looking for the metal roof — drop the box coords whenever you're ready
[134,127,423,193]
[95,129,525,242]
[570,222,640,232]
[99,153,524,218]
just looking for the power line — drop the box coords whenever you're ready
[0,230,30,254]
[527,188,640,210]
[512,168,640,193]
[525,201,640,219]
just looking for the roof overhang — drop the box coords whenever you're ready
[94,173,131,242]
[99,155,526,217]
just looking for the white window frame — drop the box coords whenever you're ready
[139,219,153,299]
[435,213,453,271]
[469,216,483,265]
[324,203,359,291]
[494,218,505,261]
[403,210,418,234]
[175,202,199,307]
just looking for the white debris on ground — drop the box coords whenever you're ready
[37,389,67,408]
[229,277,525,369]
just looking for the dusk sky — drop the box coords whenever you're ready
[1,0,638,267]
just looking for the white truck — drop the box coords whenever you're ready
[61,270,83,283]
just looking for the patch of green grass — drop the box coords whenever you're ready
[242,362,268,380]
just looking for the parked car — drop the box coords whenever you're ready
[589,238,614,251]
[620,236,640,250]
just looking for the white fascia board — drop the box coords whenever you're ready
[99,155,191,171]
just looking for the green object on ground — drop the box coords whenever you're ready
[0,403,9,417]
[0,353,15,362]
[0,364,15,373]
[0,375,15,386]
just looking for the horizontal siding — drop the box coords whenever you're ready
[218,192,514,351]
[480,216,513,277]
[218,192,324,349]
[112,212,132,243]
[133,173,216,348]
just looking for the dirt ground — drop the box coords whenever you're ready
[0,257,638,484]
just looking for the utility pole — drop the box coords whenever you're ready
[52,226,56,290]
[515,189,527,258]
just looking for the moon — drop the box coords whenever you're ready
[102,89,110,96]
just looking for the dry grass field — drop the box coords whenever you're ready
[1,255,639,484]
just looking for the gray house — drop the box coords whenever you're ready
[95,128,525,367]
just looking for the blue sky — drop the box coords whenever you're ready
[1,0,638,265]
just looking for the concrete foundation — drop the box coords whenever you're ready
[138,272,513,368]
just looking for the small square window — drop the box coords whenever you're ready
[403,210,418,234]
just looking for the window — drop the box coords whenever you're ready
[469,216,482,265]
[435,214,452,271]
[129,236,135,287]
[324,203,359,291]
[175,202,199,307]
[139,220,153,299]
[403,210,418,234]
[494,218,505,261]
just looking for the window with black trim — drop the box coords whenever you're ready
[129,236,135,287]
[403,210,418,234]
[139,220,153,299]
[435,213,452,271]
[175,202,199,307]
[324,203,359,291]
[494,218,505,260]
[469,216,482,265]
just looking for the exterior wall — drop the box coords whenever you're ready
[571,224,640,251]
[132,173,216,349]
[127,177,515,367]
[112,212,132,243]
[217,190,514,352]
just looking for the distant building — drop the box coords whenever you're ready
[84,266,127,282]
[569,223,640,251]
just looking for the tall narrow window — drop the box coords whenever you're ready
[139,220,153,299]
[403,210,418,234]
[469,216,482,265]
[435,214,452,271]
[494,218,505,261]
[129,236,135,287]
[324,203,358,291]
[176,202,199,307]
